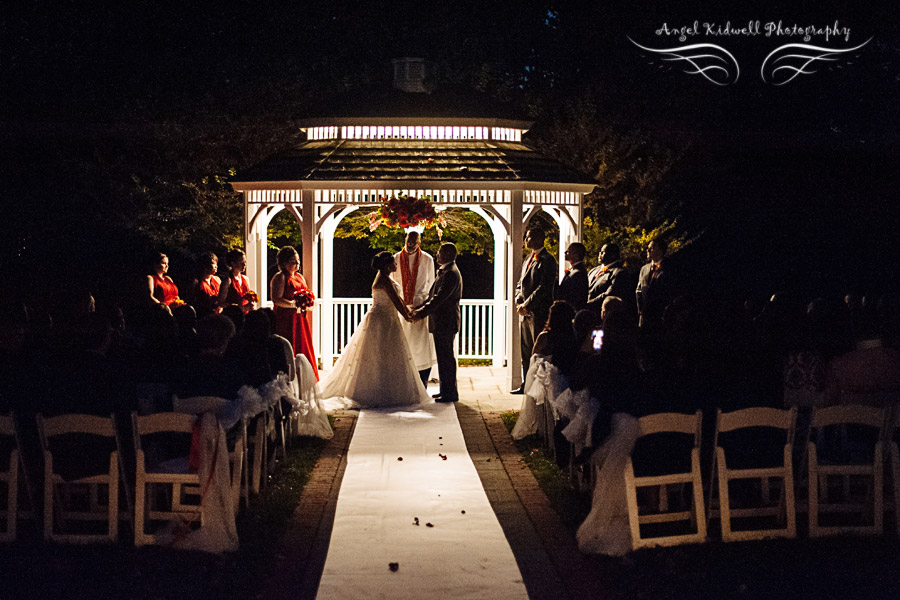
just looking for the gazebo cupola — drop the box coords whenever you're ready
[229,59,595,388]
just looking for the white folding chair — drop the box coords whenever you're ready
[710,406,797,542]
[37,413,120,543]
[132,412,202,546]
[0,414,19,542]
[624,411,706,548]
[171,397,246,515]
[808,404,886,537]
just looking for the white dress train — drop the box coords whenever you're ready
[319,287,432,408]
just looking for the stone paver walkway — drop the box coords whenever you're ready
[260,367,599,600]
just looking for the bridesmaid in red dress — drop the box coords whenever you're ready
[270,246,319,381]
[148,252,180,309]
[191,252,221,317]
[218,249,258,313]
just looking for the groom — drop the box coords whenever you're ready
[412,242,462,403]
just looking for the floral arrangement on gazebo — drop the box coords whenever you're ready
[368,195,445,232]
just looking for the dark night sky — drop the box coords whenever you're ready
[3,1,900,301]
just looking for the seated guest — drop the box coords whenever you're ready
[42,313,116,416]
[532,300,578,376]
[573,309,600,352]
[190,252,221,318]
[221,304,246,335]
[226,310,275,389]
[573,304,641,441]
[133,304,182,413]
[172,303,199,356]
[174,314,239,400]
[825,312,900,407]
[260,307,295,381]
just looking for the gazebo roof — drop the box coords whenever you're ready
[233,138,593,185]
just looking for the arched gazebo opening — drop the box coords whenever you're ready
[230,62,595,387]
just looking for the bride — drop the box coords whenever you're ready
[319,251,432,408]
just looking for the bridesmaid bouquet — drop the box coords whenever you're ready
[294,289,315,312]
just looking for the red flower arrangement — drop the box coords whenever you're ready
[294,289,315,312]
[368,195,446,233]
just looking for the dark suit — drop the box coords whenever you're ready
[586,260,633,317]
[635,260,675,330]
[515,248,558,381]
[416,260,463,401]
[557,262,588,311]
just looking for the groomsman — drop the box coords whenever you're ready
[391,230,436,387]
[413,243,463,403]
[586,243,633,318]
[557,242,588,311]
[513,228,557,394]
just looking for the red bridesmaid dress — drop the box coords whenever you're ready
[274,272,319,381]
[152,274,180,305]
[224,273,253,312]
[194,276,221,315]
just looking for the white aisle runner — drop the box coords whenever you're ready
[316,402,529,599]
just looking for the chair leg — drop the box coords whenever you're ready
[109,455,119,542]
[716,448,732,540]
[6,451,18,540]
[874,448,884,533]
[134,471,146,546]
[783,449,797,538]
[43,457,53,540]
[809,448,819,537]
[893,444,900,536]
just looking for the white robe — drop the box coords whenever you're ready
[391,249,437,371]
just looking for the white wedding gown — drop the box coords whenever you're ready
[319,285,432,408]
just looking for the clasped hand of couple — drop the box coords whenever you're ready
[406,306,424,323]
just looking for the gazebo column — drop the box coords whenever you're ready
[471,205,508,368]
[508,190,525,390]
[245,200,271,306]
[318,209,335,371]
[300,189,318,369]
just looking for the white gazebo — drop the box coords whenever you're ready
[229,59,595,389]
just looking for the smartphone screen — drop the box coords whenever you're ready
[592,329,604,350]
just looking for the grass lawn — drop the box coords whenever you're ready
[501,411,900,600]
[0,434,329,600]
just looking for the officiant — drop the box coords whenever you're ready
[391,230,437,387]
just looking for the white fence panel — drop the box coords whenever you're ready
[327,298,501,362]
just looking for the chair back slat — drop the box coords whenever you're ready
[810,404,885,430]
[717,406,795,433]
[133,412,196,436]
[38,413,116,438]
[638,411,702,440]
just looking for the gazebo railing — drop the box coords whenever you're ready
[326,298,502,361]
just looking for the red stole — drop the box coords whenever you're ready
[399,249,421,305]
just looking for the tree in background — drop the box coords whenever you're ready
[528,87,694,268]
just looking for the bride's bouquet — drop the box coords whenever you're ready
[368,194,445,233]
